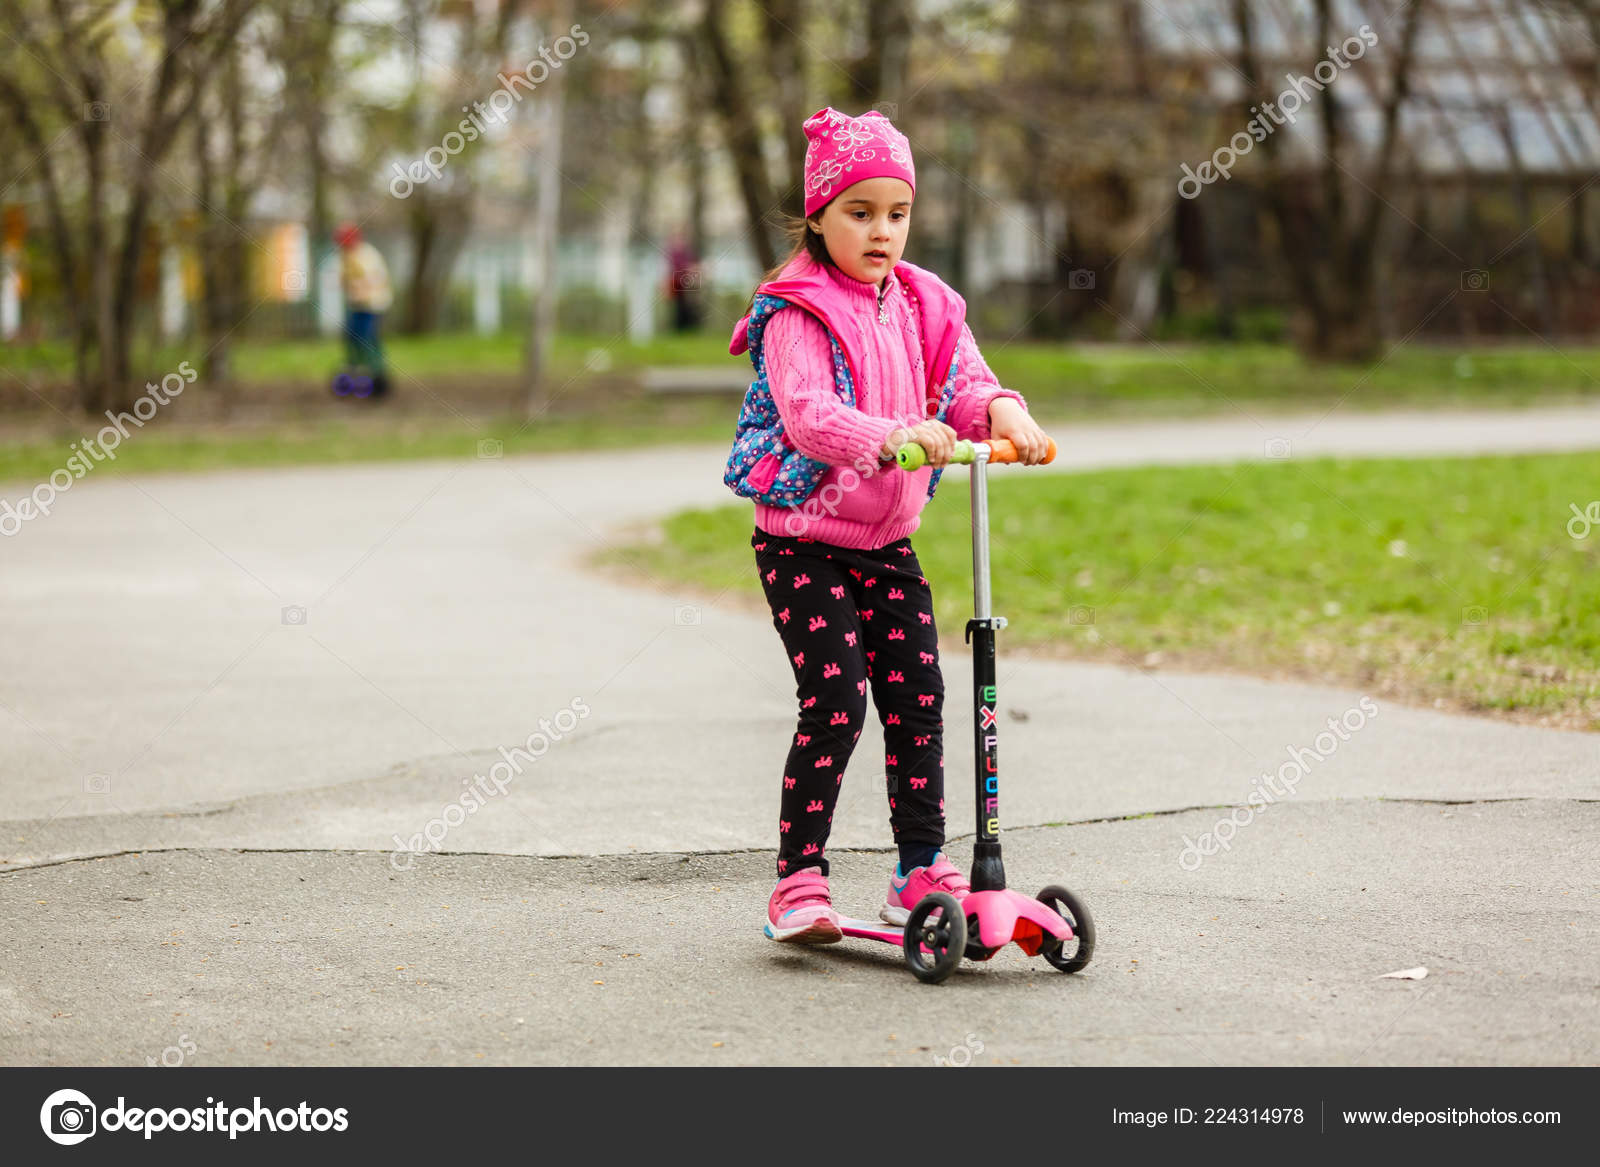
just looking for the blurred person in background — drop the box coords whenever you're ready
[665,232,703,332]
[335,223,392,398]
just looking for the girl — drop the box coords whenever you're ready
[726,107,1052,943]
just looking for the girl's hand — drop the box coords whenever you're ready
[883,419,958,466]
[988,398,1051,464]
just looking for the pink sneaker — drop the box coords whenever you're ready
[765,866,843,943]
[880,852,971,926]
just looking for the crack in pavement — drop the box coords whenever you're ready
[2,794,1587,876]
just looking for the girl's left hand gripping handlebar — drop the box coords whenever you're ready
[895,436,1057,471]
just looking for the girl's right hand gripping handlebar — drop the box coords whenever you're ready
[895,437,1057,471]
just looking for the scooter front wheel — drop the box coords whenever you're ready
[1036,884,1095,974]
[903,892,966,984]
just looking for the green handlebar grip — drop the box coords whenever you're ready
[896,440,977,470]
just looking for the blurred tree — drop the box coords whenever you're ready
[281,0,347,337]
[1234,0,1424,362]
[392,0,520,336]
[0,0,261,415]
[699,0,781,270]
[523,0,574,419]
[761,0,809,202]
[193,0,311,406]
[845,0,909,110]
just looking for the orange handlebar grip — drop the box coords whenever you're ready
[985,437,1056,465]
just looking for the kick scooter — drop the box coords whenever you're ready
[331,366,389,399]
[831,436,1095,984]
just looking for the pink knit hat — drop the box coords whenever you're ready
[802,107,916,218]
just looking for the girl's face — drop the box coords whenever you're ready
[810,177,913,286]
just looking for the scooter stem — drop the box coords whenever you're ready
[964,448,1007,893]
[970,445,993,620]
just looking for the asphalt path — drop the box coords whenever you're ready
[2,403,1596,1064]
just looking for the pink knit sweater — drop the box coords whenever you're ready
[753,262,1026,549]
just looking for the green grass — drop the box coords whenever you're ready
[6,332,1600,413]
[609,451,1600,729]
[5,333,1600,487]
[0,407,734,484]
[0,331,728,386]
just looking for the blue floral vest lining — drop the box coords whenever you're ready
[723,293,959,507]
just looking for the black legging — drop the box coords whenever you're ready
[753,528,945,877]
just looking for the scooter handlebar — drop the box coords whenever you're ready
[895,436,1057,471]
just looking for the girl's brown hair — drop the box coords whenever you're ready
[745,209,835,312]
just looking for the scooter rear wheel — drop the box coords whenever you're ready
[1036,884,1095,974]
[903,892,966,984]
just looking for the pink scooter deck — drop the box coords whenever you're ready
[837,915,905,944]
